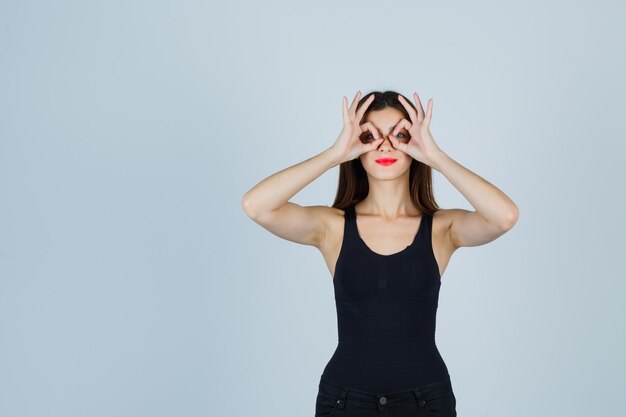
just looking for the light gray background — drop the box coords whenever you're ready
[1,1,625,416]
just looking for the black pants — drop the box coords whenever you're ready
[315,375,457,417]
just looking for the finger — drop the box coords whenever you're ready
[355,93,376,123]
[397,94,418,125]
[365,137,384,151]
[413,92,425,121]
[388,134,408,152]
[360,121,381,139]
[348,91,361,119]
[391,119,412,136]
[424,98,433,126]
[342,96,349,124]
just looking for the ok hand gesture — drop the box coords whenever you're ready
[388,92,442,167]
[330,91,385,163]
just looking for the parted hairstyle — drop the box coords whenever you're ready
[331,90,440,215]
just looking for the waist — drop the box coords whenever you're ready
[333,337,439,365]
[320,357,451,394]
[319,373,452,398]
[320,341,450,392]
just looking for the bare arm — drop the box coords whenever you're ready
[431,150,519,249]
[393,93,519,250]
[241,91,384,247]
[241,148,340,247]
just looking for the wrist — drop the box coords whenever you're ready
[429,149,448,172]
[323,147,343,167]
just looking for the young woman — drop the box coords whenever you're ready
[242,90,519,417]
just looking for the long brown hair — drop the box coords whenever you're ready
[331,90,440,215]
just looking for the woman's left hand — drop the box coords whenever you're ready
[389,92,442,167]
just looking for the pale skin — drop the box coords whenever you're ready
[242,91,519,279]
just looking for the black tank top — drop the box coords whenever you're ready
[320,204,450,393]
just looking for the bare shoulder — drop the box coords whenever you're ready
[429,208,462,278]
[431,208,456,226]
[431,208,457,250]
[319,206,347,247]
[315,206,348,278]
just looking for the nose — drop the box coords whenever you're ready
[376,134,395,151]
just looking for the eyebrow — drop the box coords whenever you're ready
[379,123,405,132]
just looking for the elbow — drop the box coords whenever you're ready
[241,193,256,219]
[502,206,519,231]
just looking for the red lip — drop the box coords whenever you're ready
[375,158,397,166]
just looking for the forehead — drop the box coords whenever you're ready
[364,107,405,129]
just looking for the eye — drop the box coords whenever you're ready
[361,132,408,142]
[396,132,411,141]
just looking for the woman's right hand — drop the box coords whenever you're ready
[329,91,385,164]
